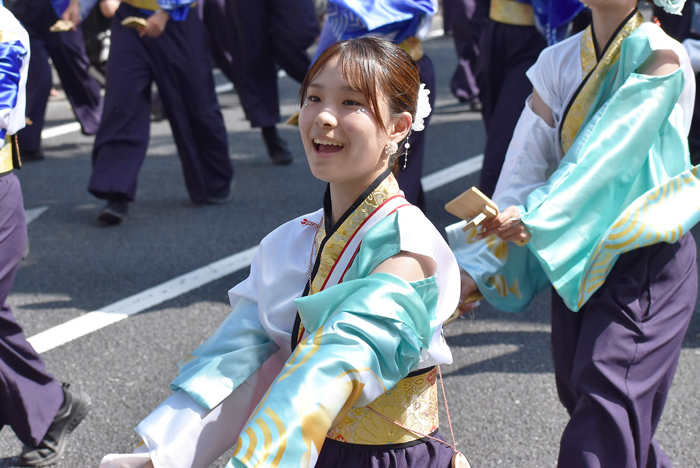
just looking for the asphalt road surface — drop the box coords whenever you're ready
[0,34,698,468]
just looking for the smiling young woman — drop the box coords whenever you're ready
[100,38,464,468]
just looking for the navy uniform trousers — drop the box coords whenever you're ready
[476,21,546,198]
[89,3,233,204]
[445,0,489,104]
[551,234,697,468]
[396,55,435,211]
[201,0,318,128]
[12,0,102,155]
[0,173,63,447]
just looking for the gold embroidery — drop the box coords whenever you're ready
[580,28,596,78]
[327,367,439,445]
[561,12,644,155]
[489,0,535,26]
[122,0,159,11]
[0,31,19,44]
[311,174,401,295]
[398,36,424,62]
[0,136,13,174]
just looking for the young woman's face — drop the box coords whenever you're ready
[299,56,394,189]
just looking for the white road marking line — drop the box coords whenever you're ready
[41,122,82,140]
[25,206,49,225]
[27,154,483,354]
[27,246,259,354]
[422,154,483,192]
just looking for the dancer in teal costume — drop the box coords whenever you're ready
[449,1,699,466]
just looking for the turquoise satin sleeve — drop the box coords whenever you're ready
[227,273,437,468]
[0,39,25,139]
[170,298,279,410]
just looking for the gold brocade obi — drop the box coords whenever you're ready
[327,367,439,445]
[560,11,644,155]
[0,135,14,174]
[122,0,159,11]
[398,37,424,62]
[489,0,535,26]
[122,0,196,12]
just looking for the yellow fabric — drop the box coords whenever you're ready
[489,0,535,26]
[560,12,644,155]
[122,0,159,11]
[327,367,439,445]
[0,136,13,174]
[0,30,19,43]
[397,36,424,62]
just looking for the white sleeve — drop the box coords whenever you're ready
[492,96,559,209]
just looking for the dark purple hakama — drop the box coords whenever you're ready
[316,433,456,468]
[551,233,697,468]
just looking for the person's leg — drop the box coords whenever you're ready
[449,0,487,105]
[268,0,318,84]
[0,174,63,447]
[225,0,292,164]
[225,0,279,129]
[148,10,233,204]
[554,236,697,468]
[396,55,436,211]
[45,18,103,136]
[88,5,153,220]
[12,0,53,159]
[477,24,545,197]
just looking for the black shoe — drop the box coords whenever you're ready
[97,198,128,226]
[18,384,91,467]
[20,150,45,162]
[261,126,293,165]
[206,187,233,205]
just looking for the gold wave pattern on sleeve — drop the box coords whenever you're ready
[327,367,439,445]
[560,12,644,155]
[121,0,159,11]
[232,409,287,468]
[576,166,700,308]
[489,0,535,26]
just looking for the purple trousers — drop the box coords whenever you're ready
[316,433,454,468]
[477,22,545,197]
[89,3,233,204]
[12,0,103,154]
[445,0,489,104]
[551,233,697,468]
[0,173,63,447]
[201,0,318,128]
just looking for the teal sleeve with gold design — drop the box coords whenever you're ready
[450,27,700,313]
[227,273,437,468]
[170,298,280,410]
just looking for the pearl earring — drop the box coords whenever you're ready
[384,142,398,157]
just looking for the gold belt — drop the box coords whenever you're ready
[327,367,439,445]
[122,0,197,12]
[489,0,536,26]
[0,135,13,174]
[398,36,424,63]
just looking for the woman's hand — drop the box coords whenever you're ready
[62,0,81,27]
[458,268,479,314]
[475,205,530,244]
[140,9,169,38]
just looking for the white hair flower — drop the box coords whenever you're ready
[653,0,685,15]
[412,83,432,132]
